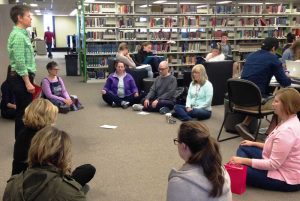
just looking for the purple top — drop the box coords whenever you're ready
[103,72,138,97]
[42,76,70,101]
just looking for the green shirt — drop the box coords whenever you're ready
[7,26,36,76]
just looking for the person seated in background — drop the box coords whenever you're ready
[4,126,96,200]
[135,41,162,74]
[167,121,232,201]
[132,61,177,114]
[235,37,291,141]
[102,61,139,109]
[205,42,225,62]
[220,32,233,60]
[231,88,300,192]
[42,61,83,113]
[282,39,300,68]
[116,42,153,78]
[1,66,16,119]
[12,98,58,174]
[282,32,296,53]
[173,65,213,121]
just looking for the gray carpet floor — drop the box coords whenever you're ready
[1,53,299,201]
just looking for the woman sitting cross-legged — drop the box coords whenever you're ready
[102,61,139,109]
[173,64,213,121]
[4,126,96,200]
[42,61,83,113]
[231,88,300,192]
[167,121,232,201]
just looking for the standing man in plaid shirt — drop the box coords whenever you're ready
[7,5,36,139]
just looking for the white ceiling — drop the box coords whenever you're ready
[18,0,79,16]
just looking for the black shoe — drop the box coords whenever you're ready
[159,107,170,114]
[235,123,255,141]
[121,101,130,109]
[111,102,117,108]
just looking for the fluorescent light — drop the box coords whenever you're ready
[140,5,148,8]
[238,2,263,5]
[164,3,177,4]
[84,0,95,2]
[30,4,38,7]
[217,1,232,4]
[197,5,208,8]
[153,1,166,3]
[179,3,200,4]
[69,9,77,16]
[35,10,41,13]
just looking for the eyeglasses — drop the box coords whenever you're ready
[159,68,168,71]
[173,138,180,145]
[52,68,59,71]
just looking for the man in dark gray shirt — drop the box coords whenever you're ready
[132,61,177,114]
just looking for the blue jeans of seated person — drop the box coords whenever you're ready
[237,145,300,192]
[142,99,174,112]
[173,104,211,121]
[102,91,136,106]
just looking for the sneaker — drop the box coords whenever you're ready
[159,107,170,115]
[132,104,143,111]
[121,101,130,109]
[111,102,117,108]
[235,123,255,141]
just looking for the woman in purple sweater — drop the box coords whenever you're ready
[42,61,82,113]
[102,61,139,109]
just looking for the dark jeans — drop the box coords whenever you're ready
[173,104,211,121]
[1,108,16,119]
[46,42,52,57]
[102,91,137,106]
[7,71,34,139]
[72,164,96,187]
[237,146,300,192]
[142,98,174,112]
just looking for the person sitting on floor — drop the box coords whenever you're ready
[172,64,213,121]
[116,42,153,78]
[42,61,83,113]
[167,121,232,201]
[205,42,225,62]
[235,37,291,141]
[132,61,177,114]
[1,66,16,119]
[12,98,58,173]
[231,88,300,192]
[102,61,139,109]
[4,126,96,200]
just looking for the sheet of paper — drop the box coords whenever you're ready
[137,111,150,115]
[100,125,117,129]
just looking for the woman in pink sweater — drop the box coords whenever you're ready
[231,88,300,191]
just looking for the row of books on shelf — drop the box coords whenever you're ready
[86,31,116,40]
[86,57,108,67]
[85,18,115,28]
[86,43,118,54]
[236,29,287,39]
[84,4,115,14]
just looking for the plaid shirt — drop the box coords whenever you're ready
[7,26,36,76]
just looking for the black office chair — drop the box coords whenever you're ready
[217,79,274,142]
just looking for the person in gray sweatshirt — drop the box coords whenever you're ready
[132,61,177,114]
[167,121,232,201]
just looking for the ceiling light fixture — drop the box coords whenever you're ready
[30,4,38,7]
[216,1,232,4]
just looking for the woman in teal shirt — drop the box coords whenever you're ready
[173,65,213,121]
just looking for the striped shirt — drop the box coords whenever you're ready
[7,26,36,76]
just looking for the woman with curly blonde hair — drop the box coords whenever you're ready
[4,126,95,200]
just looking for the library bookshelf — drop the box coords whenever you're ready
[78,0,300,83]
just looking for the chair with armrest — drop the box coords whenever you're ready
[217,78,274,142]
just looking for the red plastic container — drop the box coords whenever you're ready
[225,162,247,195]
